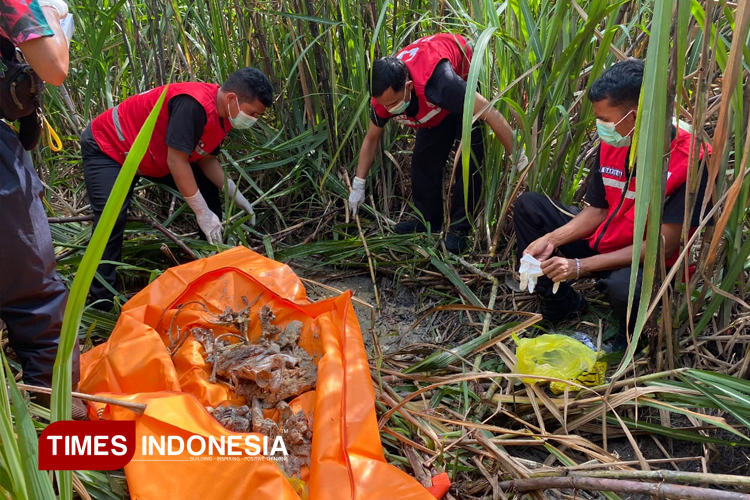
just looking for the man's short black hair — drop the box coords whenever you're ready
[588,58,644,108]
[370,56,409,97]
[222,67,274,107]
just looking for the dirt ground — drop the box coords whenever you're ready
[296,267,750,498]
[299,269,440,355]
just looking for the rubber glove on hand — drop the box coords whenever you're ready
[184,191,222,244]
[38,0,69,18]
[348,176,366,217]
[515,149,529,175]
[518,254,559,294]
[224,178,256,225]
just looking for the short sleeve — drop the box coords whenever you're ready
[165,95,208,155]
[424,60,468,115]
[584,147,608,209]
[369,105,389,128]
[0,0,53,46]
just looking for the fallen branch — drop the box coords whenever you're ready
[17,384,147,415]
[581,469,750,488]
[341,169,381,311]
[498,475,750,500]
[48,215,198,260]
[457,257,499,335]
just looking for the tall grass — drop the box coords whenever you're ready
[45,0,747,344]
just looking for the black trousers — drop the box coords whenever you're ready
[81,125,222,306]
[411,113,484,231]
[513,192,642,332]
[0,122,80,386]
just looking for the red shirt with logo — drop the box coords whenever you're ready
[586,128,710,266]
[371,33,472,129]
[90,82,230,177]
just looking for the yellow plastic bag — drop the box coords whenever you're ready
[513,334,597,385]
[549,361,607,394]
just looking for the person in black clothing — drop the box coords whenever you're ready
[348,34,527,254]
[514,59,709,349]
[1,0,86,418]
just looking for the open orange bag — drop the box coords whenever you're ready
[79,247,446,500]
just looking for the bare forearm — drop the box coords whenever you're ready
[168,159,198,197]
[581,222,682,274]
[483,109,515,152]
[474,92,514,152]
[547,206,607,248]
[580,245,636,274]
[18,7,69,85]
[355,135,378,179]
[197,157,225,188]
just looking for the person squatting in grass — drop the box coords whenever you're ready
[514,58,710,350]
[81,68,273,310]
[347,33,528,254]
[0,0,85,417]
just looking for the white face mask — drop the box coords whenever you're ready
[387,84,411,115]
[227,96,257,129]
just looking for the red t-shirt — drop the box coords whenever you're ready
[0,0,53,46]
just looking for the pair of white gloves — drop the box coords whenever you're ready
[184,179,255,244]
[518,254,560,294]
[347,150,530,217]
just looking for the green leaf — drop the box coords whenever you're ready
[606,414,748,447]
[5,356,56,499]
[428,254,483,307]
[614,0,674,379]
[50,86,169,500]
[404,321,519,373]
[461,27,496,214]
[0,348,30,500]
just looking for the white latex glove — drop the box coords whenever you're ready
[348,176,366,217]
[38,0,69,19]
[518,254,559,294]
[224,178,256,226]
[515,149,529,175]
[184,191,222,244]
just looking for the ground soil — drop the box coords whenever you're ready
[299,269,440,355]
[295,267,750,499]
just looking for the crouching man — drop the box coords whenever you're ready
[513,59,709,349]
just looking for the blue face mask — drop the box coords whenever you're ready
[596,110,635,148]
[387,85,411,115]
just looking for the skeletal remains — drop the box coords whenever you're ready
[194,303,316,477]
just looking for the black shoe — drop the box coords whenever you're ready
[394,219,430,234]
[611,329,629,352]
[540,290,587,326]
[87,293,115,312]
[443,231,469,254]
[32,392,89,420]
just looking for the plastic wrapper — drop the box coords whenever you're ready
[513,333,597,385]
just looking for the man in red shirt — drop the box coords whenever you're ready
[514,59,709,350]
[0,0,83,413]
[348,33,527,253]
[81,68,273,310]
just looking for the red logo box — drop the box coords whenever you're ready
[39,421,136,470]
